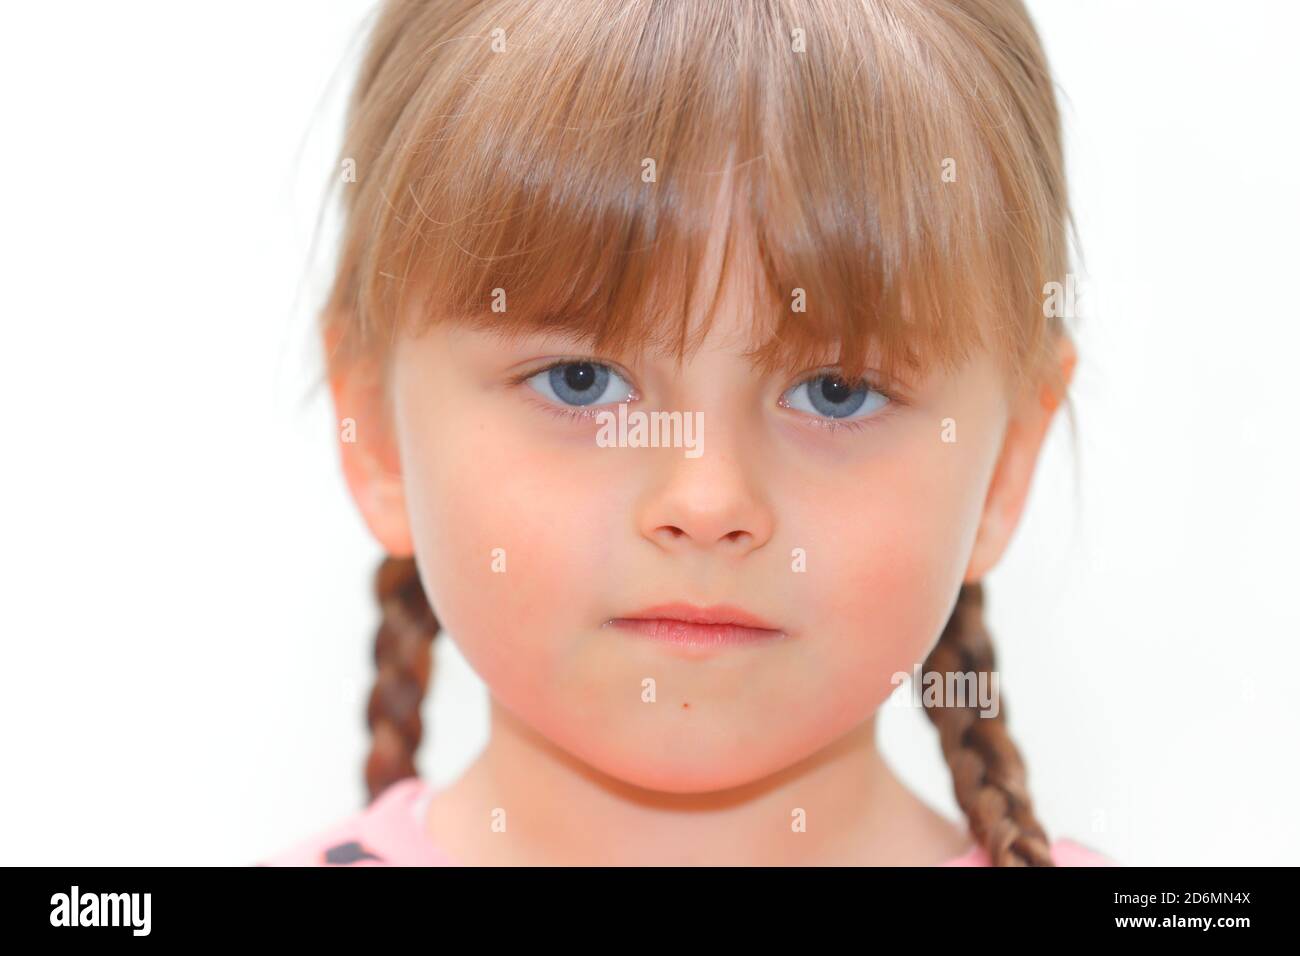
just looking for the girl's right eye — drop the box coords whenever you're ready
[525,361,635,408]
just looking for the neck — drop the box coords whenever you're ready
[426,697,971,866]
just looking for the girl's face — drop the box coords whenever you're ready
[340,244,1068,793]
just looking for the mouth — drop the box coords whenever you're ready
[604,602,786,650]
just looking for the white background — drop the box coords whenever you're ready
[1,1,1296,866]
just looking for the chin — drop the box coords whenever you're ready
[567,733,803,796]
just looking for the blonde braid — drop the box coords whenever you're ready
[922,581,1055,866]
[364,556,440,803]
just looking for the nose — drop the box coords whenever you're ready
[635,438,775,557]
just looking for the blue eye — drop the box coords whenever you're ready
[527,361,634,407]
[780,373,889,420]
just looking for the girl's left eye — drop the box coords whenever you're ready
[779,373,890,421]
[525,361,635,407]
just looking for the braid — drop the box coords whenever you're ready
[365,555,441,803]
[922,581,1055,866]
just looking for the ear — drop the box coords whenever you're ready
[326,325,414,558]
[963,334,1077,583]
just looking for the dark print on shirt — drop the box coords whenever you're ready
[323,840,386,865]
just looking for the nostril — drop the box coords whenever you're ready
[653,526,752,546]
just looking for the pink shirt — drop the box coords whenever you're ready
[257,777,1116,867]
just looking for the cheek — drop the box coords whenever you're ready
[396,398,623,694]
[784,427,994,712]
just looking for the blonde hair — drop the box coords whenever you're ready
[324,0,1076,866]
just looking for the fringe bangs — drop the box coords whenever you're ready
[326,0,1069,396]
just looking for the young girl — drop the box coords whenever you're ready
[261,0,1114,867]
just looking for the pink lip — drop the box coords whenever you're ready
[605,603,785,650]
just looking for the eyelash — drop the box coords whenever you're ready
[511,360,904,431]
[792,412,879,435]
[530,397,618,425]
[782,370,904,434]
[509,358,639,423]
